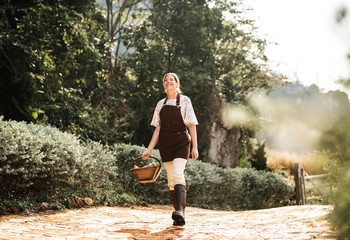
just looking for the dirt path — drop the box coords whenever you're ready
[0,204,336,239]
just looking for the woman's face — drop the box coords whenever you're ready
[163,74,179,92]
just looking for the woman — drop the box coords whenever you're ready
[142,72,198,226]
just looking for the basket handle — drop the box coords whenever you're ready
[129,155,161,170]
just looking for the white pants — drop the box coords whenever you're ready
[163,158,187,190]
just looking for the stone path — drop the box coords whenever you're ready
[0,205,336,239]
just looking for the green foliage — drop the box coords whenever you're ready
[1,0,283,157]
[0,2,36,121]
[329,8,350,237]
[113,143,293,210]
[0,0,134,144]
[315,90,350,239]
[39,87,135,144]
[0,117,119,207]
[330,164,350,240]
[0,119,294,212]
[237,129,254,168]
[318,105,350,238]
[327,152,350,239]
[249,141,271,171]
[123,0,283,146]
[185,160,294,210]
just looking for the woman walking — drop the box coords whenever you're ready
[142,73,198,226]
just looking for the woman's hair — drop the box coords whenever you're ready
[162,72,182,94]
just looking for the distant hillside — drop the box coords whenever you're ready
[259,82,350,152]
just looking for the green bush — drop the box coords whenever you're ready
[328,156,350,239]
[114,143,294,210]
[331,166,350,240]
[0,117,119,208]
[185,160,294,210]
[0,118,294,213]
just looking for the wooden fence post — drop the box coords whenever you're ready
[300,167,306,205]
[294,163,304,205]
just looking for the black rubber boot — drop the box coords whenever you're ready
[172,184,186,226]
[169,190,176,209]
[169,190,182,226]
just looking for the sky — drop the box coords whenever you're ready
[243,0,350,93]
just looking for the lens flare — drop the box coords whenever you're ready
[222,89,343,153]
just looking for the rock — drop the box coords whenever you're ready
[83,197,93,207]
[207,121,241,167]
[138,201,149,207]
[73,196,94,208]
[197,90,243,168]
[22,209,30,215]
[39,202,50,211]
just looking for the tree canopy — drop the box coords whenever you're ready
[0,0,282,149]
[122,0,283,145]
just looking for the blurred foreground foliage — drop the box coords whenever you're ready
[0,118,294,214]
[318,85,350,239]
[324,140,350,239]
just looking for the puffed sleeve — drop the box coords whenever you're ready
[183,96,198,126]
[150,100,164,126]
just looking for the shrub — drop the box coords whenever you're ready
[0,117,119,209]
[114,143,294,210]
[0,118,294,213]
[327,153,350,239]
[330,165,350,240]
[185,160,294,210]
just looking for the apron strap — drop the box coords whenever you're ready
[176,94,180,108]
[163,97,168,105]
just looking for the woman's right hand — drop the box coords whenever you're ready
[142,150,152,160]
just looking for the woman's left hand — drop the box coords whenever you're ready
[191,148,199,160]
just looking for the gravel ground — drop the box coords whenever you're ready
[0,204,336,240]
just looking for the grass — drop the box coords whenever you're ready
[265,147,329,176]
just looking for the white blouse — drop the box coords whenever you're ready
[151,95,198,127]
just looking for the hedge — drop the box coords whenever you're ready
[0,117,294,213]
[112,143,294,210]
[0,117,120,211]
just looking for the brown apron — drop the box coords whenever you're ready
[159,95,190,162]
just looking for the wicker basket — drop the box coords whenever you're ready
[129,156,162,183]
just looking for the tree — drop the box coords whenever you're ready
[124,0,283,166]
[104,0,144,69]
[0,0,37,121]
[0,0,135,144]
